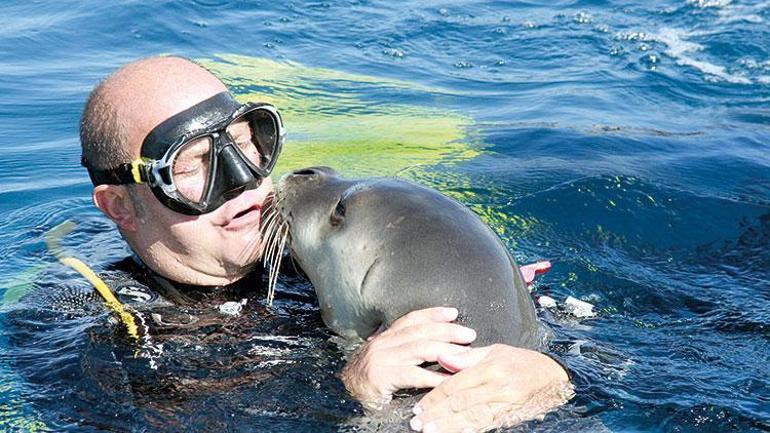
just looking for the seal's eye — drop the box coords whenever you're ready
[330,200,346,226]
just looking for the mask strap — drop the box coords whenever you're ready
[82,157,150,186]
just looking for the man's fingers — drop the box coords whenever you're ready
[415,365,490,413]
[519,260,552,285]
[375,322,476,351]
[390,366,451,391]
[392,341,473,365]
[436,345,494,373]
[411,384,507,433]
[414,403,497,433]
[420,383,509,421]
[388,307,459,332]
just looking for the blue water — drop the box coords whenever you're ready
[1,1,769,432]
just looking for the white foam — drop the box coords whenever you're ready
[687,0,732,8]
[654,27,752,84]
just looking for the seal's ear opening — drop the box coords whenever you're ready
[330,200,346,226]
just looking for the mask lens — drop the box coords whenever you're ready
[171,136,213,203]
[227,108,278,173]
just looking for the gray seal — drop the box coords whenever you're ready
[275,167,543,348]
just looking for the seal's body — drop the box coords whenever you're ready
[275,167,543,348]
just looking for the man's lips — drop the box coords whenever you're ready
[222,205,262,231]
[213,189,267,229]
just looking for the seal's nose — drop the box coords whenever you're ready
[289,166,336,177]
[278,166,337,187]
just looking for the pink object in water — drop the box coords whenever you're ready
[519,260,552,286]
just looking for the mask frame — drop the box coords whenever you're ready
[83,92,285,215]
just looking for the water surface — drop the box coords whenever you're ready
[0,1,768,432]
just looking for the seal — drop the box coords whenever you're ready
[274,166,543,348]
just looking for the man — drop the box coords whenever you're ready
[80,56,572,433]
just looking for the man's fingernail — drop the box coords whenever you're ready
[458,327,476,341]
[409,417,422,431]
[442,307,458,320]
[412,405,423,415]
[423,422,438,433]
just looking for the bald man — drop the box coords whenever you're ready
[80,56,572,433]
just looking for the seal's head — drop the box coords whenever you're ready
[275,166,400,338]
[275,167,541,347]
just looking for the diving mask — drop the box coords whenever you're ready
[83,92,284,215]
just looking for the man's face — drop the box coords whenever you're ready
[114,77,274,285]
[130,175,272,285]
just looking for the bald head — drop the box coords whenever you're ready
[80,56,227,178]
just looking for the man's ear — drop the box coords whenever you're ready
[93,185,138,232]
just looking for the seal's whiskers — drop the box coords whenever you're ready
[258,193,289,307]
[266,225,288,306]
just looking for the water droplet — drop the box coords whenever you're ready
[438,8,449,17]
[493,27,506,34]
[522,21,537,29]
[264,42,275,49]
[279,16,291,23]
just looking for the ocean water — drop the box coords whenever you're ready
[0,1,768,432]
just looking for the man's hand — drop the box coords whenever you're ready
[408,344,574,433]
[341,307,477,410]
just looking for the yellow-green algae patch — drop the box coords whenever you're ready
[199,55,546,239]
[199,55,478,178]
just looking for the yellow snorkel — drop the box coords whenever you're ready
[45,220,140,341]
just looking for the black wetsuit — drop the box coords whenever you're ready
[4,256,356,433]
